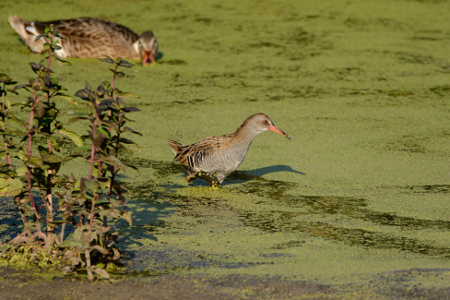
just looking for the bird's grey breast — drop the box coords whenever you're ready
[206,143,251,174]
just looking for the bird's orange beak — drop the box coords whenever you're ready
[142,50,155,66]
[269,124,291,139]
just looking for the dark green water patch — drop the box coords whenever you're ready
[271,240,306,250]
[429,84,450,96]
[228,175,449,257]
[240,211,450,257]
[288,196,450,231]
[385,136,427,153]
[285,27,315,46]
[132,98,206,108]
[396,52,444,66]
[287,85,325,98]
[120,159,450,267]
[126,247,271,273]
[121,157,181,179]
[229,171,449,232]
[377,89,415,98]
[403,184,450,194]
[230,173,297,199]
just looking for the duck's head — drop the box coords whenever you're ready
[241,113,291,139]
[138,31,158,66]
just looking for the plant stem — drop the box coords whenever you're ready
[86,96,101,281]
[26,77,43,234]
[1,88,13,169]
[85,191,99,281]
[85,249,93,281]
[16,196,32,236]
[105,63,120,203]
[46,174,54,233]
[60,222,65,244]
[88,120,97,181]
[106,110,123,202]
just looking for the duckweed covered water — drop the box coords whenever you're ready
[1,0,449,296]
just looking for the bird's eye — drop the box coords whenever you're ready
[263,120,269,125]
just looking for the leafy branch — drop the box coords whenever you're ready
[1,27,138,281]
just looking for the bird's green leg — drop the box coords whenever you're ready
[196,171,221,190]
[210,179,220,190]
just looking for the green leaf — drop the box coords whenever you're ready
[75,88,94,101]
[6,88,19,95]
[0,73,17,85]
[109,69,125,77]
[93,267,110,279]
[121,211,132,226]
[0,177,23,197]
[118,60,133,68]
[14,83,31,91]
[123,126,142,136]
[57,129,83,147]
[27,156,44,168]
[99,57,114,64]
[123,106,140,113]
[7,115,28,129]
[119,138,137,145]
[55,56,71,64]
[93,245,110,255]
[69,145,91,156]
[36,33,46,40]
[60,236,85,249]
[67,116,89,124]
[57,95,77,104]
[40,151,61,164]
[99,156,125,170]
[16,167,27,177]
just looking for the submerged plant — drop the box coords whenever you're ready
[0,26,139,281]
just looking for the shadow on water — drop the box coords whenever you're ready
[119,181,179,247]
[0,197,23,243]
[121,181,264,273]
[225,165,305,185]
[118,197,176,246]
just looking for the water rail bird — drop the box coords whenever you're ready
[8,16,158,66]
[168,113,291,188]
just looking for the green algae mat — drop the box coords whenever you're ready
[1,0,449,298]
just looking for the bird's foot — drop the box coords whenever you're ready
[186,172,221,189]
[194,171,221,190]
[186,174,196,183]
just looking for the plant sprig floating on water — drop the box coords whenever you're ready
[0,26,139,281]
[72,57,140,280]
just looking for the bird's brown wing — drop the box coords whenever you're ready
[174,135,234,172]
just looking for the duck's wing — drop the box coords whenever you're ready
[34,18,139,44]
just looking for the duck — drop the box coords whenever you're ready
[168,113,291,188]
[8,16,158,66]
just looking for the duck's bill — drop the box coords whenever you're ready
[269,125,291,139]
[142,51,155,66]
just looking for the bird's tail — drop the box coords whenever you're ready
[8,15,44,53]
[168,139,184,155]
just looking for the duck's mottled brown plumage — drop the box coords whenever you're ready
[8,16,158,65]
[169,113,291,186]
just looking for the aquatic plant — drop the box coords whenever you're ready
[0,26,139,280]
